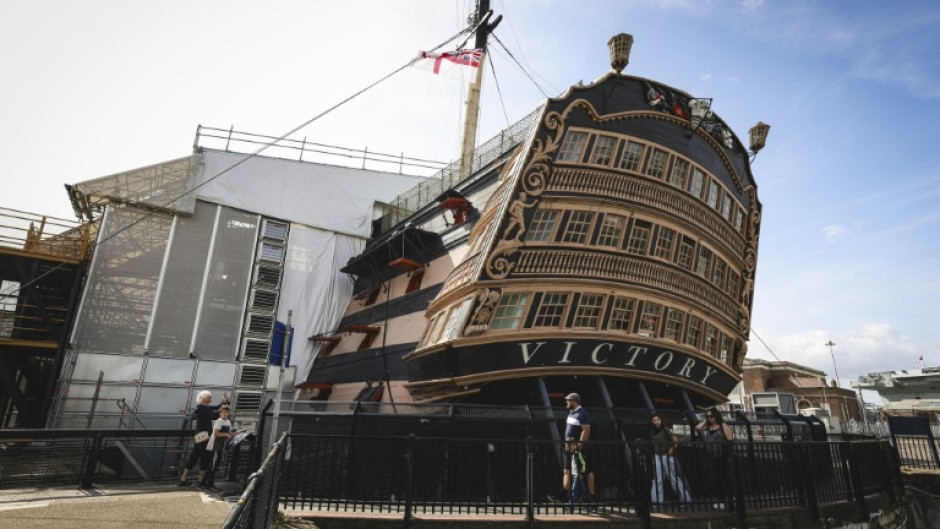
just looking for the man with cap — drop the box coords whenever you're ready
[563,393,595,500]
[564,393,591,447]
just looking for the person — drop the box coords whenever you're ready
[695,407,733,510]
[649,413,691,505]
[563,437,594,512]
[563,393,595,498]
[199,404,234,492]
[178,390,229,487]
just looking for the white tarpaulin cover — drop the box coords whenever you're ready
[276,225,363,381]
[197,150,426,238]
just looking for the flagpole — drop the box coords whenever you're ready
[458,0,501,179]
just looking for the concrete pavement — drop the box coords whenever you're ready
[0,482,233,529]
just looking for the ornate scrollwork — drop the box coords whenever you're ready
[485,239,520,279]
[463,288,502,337]
[484,108,567,279]
[738,309,750,335]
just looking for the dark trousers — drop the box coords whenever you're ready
[184,441,212,472]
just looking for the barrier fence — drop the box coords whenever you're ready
[221,432,287,529]
[255,433,901,529]
[0,429,253,489]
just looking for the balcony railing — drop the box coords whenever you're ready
[0,206,92,261]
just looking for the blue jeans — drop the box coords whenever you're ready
[651,454,691,503]
[569,476,592,509]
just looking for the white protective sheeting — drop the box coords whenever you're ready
[196,150,426,238]
[277,225,364,382]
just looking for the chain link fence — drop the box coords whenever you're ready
[378,107,541,233]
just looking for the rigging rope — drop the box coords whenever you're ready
[8,25,478,300]
[490,33,551,98]
[487,51,512,127]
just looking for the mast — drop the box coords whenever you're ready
[458,0,501,178]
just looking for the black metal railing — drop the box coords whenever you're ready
[275,434,902,528]
[0,429,252,489]
[221,432,288,529]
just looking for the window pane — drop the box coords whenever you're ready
[533,292,569,327]
[573,294,604,328]
[619,141,645,172]
[711,258,727,289]
[597,214,625,247]
[588,135,617,166]
[670,159,689,189]
[627,221,652,255]
[609,297,635,331]
[676,237,694,270]
[440,298,473,341]
[690,169,705,198]
[562,211,595,244]
[719,334,732,364]
[646,149,668,179]
[706,180,719,208]
[490,293,530,330]
[696,246,712,277]
[638,301,662,336]
[721,192,733,220]
[734,207,745,232]
[684,315,702,347]
[526,210,559,243]
[703,323,718,355]
[557,131,587,163]
[653,226,675,260]
[726,270,740,300]
[664,308,683,341]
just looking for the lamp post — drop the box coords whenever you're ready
[826,341,840,388]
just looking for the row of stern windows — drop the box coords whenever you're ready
[422,292,736,364]
[526,209,741,300]
[556,128,747,233]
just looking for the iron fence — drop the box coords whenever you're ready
[0,429,253,490]
[275,433,901,528]
[221,432,288,529]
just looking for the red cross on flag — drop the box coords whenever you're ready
[414,49,482,81]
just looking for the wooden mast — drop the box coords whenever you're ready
[458,0,500,179]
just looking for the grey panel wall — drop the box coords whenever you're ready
[193,208,259,360]
[72,206,172,354]
[147,200,216,357]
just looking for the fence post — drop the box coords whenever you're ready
[846,442,867,516]
[80,431,104,489]
[731,446,747,529]
[799,443,820,523]
[881,440,903,501]
[926,420,940,469]
[526,436,534,528]
[403,434,416,529]
[633,440,651,529]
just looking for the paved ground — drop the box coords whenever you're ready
[0,482,235,529]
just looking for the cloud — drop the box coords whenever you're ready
[701,73,713,82]
[749,324,926,390]
[724,76,739,83]
[742,0,765,9]
[823,224,847,243]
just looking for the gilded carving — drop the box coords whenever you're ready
[464,289,502,336]
[501,192,536,242]
[484,106,567,279]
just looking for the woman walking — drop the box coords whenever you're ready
[649,413,691,505]
[178,390,229,487]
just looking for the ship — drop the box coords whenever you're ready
[853,367,940,413]
[299,32,768,417]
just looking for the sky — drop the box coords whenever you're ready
[2,0,939,401]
